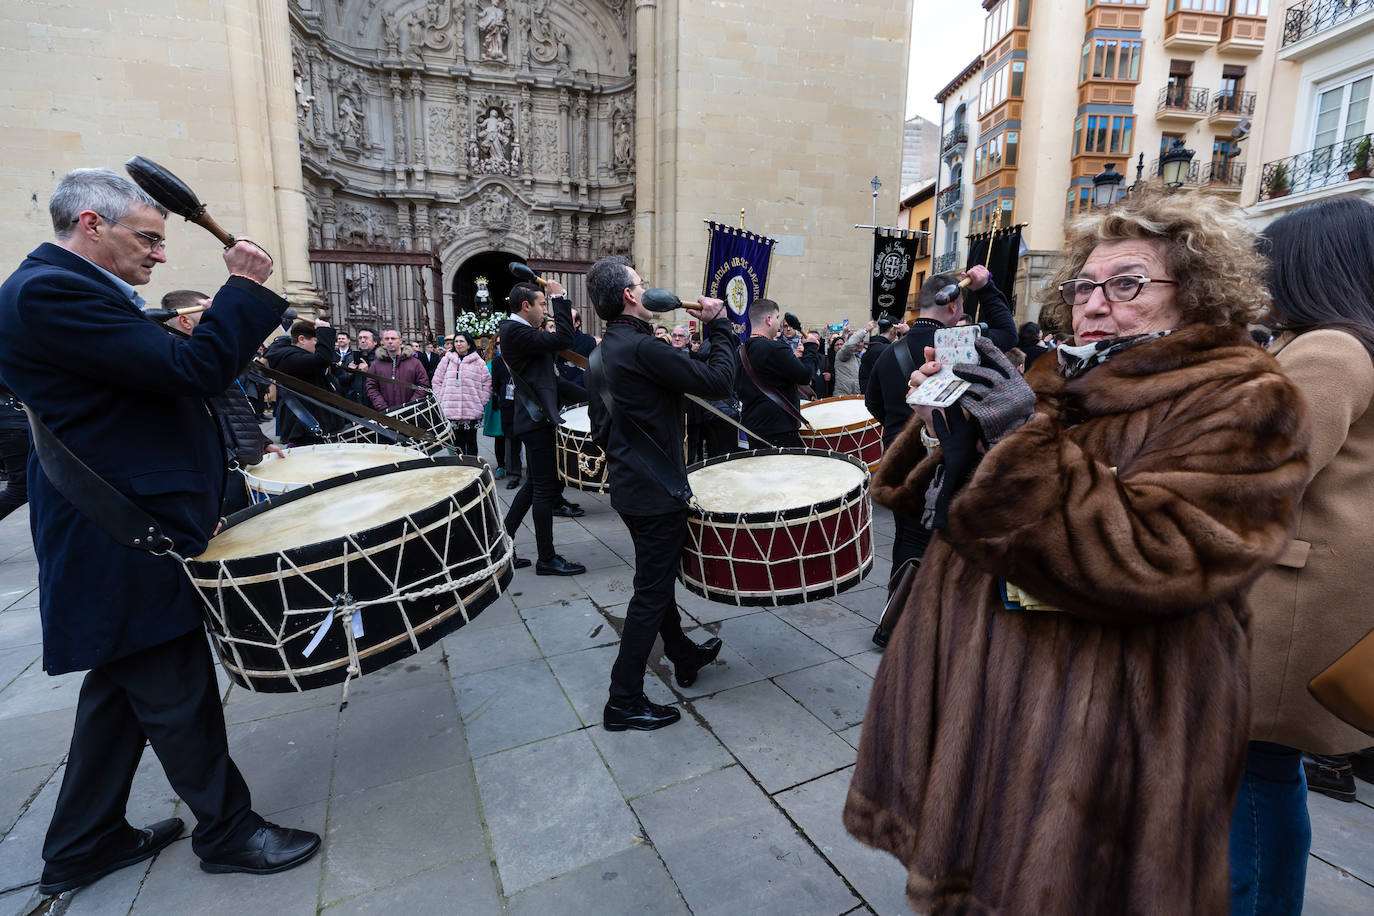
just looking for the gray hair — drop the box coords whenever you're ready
[586,255,634,321]
[50,169,166,240]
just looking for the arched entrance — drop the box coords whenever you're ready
[453,250,525,317]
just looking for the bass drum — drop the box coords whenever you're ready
[332,395,455,455]
[799,395,883,471]
[679,448,873,606]
[186,456,513,692]
[241,442,428,504]
[556,404,609,492]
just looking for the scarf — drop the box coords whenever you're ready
[1056,330,1173,380]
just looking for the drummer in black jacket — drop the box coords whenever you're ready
[585,255,735,732]
[735,298,812,448]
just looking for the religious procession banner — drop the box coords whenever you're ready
[963,225,1025,322]
[869,229,922,321]
[702,221,777,341]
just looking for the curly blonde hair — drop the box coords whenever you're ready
[1037,189,1269,332]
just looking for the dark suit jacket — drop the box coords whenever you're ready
[498,295,574,437]
[0,243,286,674]
[735,336,811,442]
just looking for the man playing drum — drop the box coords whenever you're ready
[586,255,736,730]
[0,168,320,894]
[735,298,812,448]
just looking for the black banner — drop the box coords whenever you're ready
[870,230,922,321]
[964,226,1024,322]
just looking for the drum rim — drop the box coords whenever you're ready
[685,447,869,523]
[798,395,881,435]
[189,454,491,568]
[243,442,430,493]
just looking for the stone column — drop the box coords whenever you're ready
[574,91,590,202]
[391,74,408,183]
[395,200,414,248]
[414,201,431,249]
[409,74,427,182]
[456,80,470,182]
[519,84,534,188]
[558,88,571,196]
[634,0,657,276]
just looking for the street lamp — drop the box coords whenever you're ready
[1092,162,1124,208]
[1161,138,1196,189]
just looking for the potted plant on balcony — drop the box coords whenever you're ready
[1266,163,1290,199]
[1348,137,1372,181]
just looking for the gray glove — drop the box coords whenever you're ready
[952,336,1035,447]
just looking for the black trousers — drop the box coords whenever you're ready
[769,429,804,449]
[702,415,742,458]
[609,510,696,701]
[451,422,479,457]
[504,427,558,561]
[891,511,932,576]
[0,426,29,522]
[499,406,522,475]
[43,628,257,866]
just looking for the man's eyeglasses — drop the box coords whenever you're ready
[1058,274,1176,307]
[89,214,167,252]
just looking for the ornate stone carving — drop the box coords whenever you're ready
[423,0,457,51]
[337,202,386,246]
[381,9,400,56]
[476,0,509,61]
[344,263,377,316]
[467,185,512,229]
[427,105,459,170]
[527,2,570,72]
[337,95,362,147]
[599,219,632,256]
[473,100,518,175]
[530,215,556,255]
[531,118,558,174]
[432,206,466,246]
[613,107,632,172]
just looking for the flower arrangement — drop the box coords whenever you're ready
[455,310,501,337]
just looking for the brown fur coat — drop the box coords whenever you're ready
[844,325,1310,916]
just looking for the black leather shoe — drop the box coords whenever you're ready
[674,637,723,688]
[505,476,522,490]
[1352,747,1374,785]
[604,694,681,731]
[535,554,585,576]
[553,503,585,518]
[512,555,531,569]
[872,625,890,649]
[1303,752,1357,802]
[563,499,581,511]
[40,817,184,895]
[199,822,321,875]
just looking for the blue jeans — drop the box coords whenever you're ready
[1230,740,1310,916]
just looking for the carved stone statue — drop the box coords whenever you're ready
[528,12,568,66]
[468,139,481,172]
[407,14,425,59]
[479,106,512,165]
[294,72,314,122]
[509,138,521,176]
[337,96,361,145]
[614,118,633,169]
[477,0,509,61]
[381,9,400,56]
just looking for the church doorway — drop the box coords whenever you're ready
[453,250,525,318]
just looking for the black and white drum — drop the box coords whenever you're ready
[555,404,609,492]
[242,442,428,504]
[186,456,513,692]
[679,449,873,606]
[333,395,454,454]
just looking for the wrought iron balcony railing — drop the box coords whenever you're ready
[933,251,960,273]
[1283,0,1374,47]
[1148,157,1203,185]
[936,185,962,214]
[942,125,969,154]
[1205,159,1246,187]
[1211,90,1257,118]
[1157,85,1211,114]
[1258,132,1374,200]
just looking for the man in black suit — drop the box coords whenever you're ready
[0,168,320,895]
[585,256,735,730]
[499,281,586,576]
[735,298,812,448]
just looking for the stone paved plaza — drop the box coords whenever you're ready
[1,446,1373,915]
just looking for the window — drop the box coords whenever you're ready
[1088,0,1148,5]
[974,134,1010,179]
[983,0,1030,51]
[1065,187,1093,220]
[1079,115,1134,154]
[1006,131,1019,166]
[1314,71,1371,150]
[1080,39,1142,82]
[1160,132,1184,159]
[1228,0,1268,13]
[1168,0,1226,11]
[979,60,1025,116]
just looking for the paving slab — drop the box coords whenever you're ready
[832,586,890,625]
[0,763,60,894]
[571,566,636,610]
[0,666,83,721]
[0,592,37,613]
[1308,793,1374,886]
[672,588,759,625]
[0,887,38,916]
[520,597,619,657]
[441,621,542,678]
[506,844,690,916]
[666,641,766,700]
[332,679,464,796]
[1303,855,1374,916]
[220,681,340,727]
[322,765,482,905]
[693,680,856,794]
[774,767,915,916]
[123,749,181,834]
[0,650,38,699]
[502,571,586,610]
[63,853,153,916]
[773,659,873,732]
[0,708,75,773]
[844,649,884,678]
[632,765,858,916]
[227,704,337,815]
[837,723,864,751]
[335,643,450,702]
[0,768,49,839]
[545,643,674,728]
[456,591,521,633]
[591,707,734,800]
[133,801,324,916]
[451,658,580,758]
[714,612,836,679]
[473,730,642,895]
[323,853,500,916]
[0,610,41,650]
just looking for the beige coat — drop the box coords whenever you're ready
[1250,328,1374,754]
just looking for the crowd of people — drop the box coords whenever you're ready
[3,165,1373,916]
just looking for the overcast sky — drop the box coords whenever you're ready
[905,1,988,124]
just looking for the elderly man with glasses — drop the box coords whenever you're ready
[0,168,321,894]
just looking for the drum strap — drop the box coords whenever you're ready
[738,339,814,430]
[681,393,773,448]
[891,336,918,382]
[498,354,556,427]
[22,407,175,554]
[587,347,693,505]
[249,366,435,444]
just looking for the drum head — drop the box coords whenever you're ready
[245,443,428,486]
[688,453,866,515]
[800,397,875,431]
[198,464,483,561]
[560,404,592,433]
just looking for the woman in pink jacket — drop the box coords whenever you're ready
[432,331,492,456]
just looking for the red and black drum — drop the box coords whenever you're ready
[798,396,883,471]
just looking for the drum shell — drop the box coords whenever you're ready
[679,448,874,607]
[799,396,884,471]
[556,407,609,492]
[187,457,512,692]
[242,442,428,505]
[334,396,455,455]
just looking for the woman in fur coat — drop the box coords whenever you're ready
[844,191,1311,916]
[431,331,492,456]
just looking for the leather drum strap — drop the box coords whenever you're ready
[738,339,813,430]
